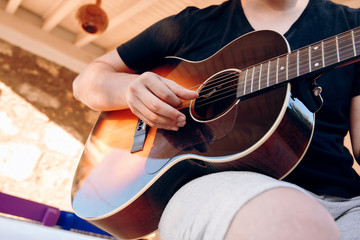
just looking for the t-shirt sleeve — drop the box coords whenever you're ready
[116,7,197,73]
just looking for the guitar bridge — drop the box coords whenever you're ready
[131,119,150,153]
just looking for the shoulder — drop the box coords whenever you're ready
[169,0,235,26]
[116,1,234,71]
[289,0,360,47]
[311,0,360,27]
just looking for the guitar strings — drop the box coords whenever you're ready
[192,42,358,108]
[189,28,359,93]
[179,30,360,110]
[189,29,359,95]
[185,49,354,103]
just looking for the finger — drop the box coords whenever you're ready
[129,72,190,128]
[144,73,186,108]
[165,80,199,100]
[137,77,187,123]
[131,103,180,131]
[128,92,182,130]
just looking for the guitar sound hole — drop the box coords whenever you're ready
[191,69,239,122]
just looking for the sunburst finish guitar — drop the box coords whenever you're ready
[71,29,360,239]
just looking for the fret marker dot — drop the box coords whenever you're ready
[314,63,319,67]
[314,46,319,50]
[280,66,285,71]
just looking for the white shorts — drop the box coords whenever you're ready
[310,193,360,240]
[158,171,360,240]
[158,171,305,240]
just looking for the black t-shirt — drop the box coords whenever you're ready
[118,0,360,198]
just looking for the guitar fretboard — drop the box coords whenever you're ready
[236,27,360,98]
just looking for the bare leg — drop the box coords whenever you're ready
[225,187,340,240]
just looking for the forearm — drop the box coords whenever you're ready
[350,95,360,163]
[73,60,138,111]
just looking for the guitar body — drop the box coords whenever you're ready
[71,30,314,239]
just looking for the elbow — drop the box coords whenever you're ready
[72,75,91,106]
[72,58,130,111]
[72,70,104,111]
[72,79,103,111]
[72,76,81,102]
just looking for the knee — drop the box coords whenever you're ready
[225,187,340,240]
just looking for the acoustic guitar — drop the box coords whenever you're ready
[71,28,360,239]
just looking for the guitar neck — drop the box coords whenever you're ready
[236,26,360,98]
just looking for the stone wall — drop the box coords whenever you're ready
[0,38,97,211]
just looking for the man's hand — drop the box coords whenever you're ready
[126,71,198,131]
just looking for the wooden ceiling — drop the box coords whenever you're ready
[0,0,359,73]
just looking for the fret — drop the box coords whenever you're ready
[244,67,254,95]
[298,47,310,76]
[310,43,323,72]
[237,70,247,98]
[353,29,360,56]
[243,68,249,95]
[321,41,325,68]
[258,63,263,90]
[267,61,271,87]
[276,58,279,84]
[352,30,357,56]
[308,46,312,72]
[268,59,277,87]
[252,65,261,92]
[278,55,287,84]
[259,62,269,90]
[250,66,256,93]
[287,51,298,80]
[337,31,354,62]
[323,37,338,67]
[336,36,340,62]
[286,54,289,81]
[297,50,300,76]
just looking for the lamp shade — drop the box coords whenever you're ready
[76,2,108,34]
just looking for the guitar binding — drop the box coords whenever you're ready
[190,68,240,123]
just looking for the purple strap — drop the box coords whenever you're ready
[0,192,60,226]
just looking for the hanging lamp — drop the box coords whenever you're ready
[76,0,108,34]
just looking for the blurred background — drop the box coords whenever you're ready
[0,0,359,238]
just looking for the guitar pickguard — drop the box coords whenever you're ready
[145,104,237,174]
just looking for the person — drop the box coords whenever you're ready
[73,0,360,239]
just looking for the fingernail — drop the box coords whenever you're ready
[177,116,186,127]
[178,116,185,122]
[177,122,185,127]
[171,127,179,131]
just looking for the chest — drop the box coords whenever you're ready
[241,0,309,35]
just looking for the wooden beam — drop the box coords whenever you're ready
[42,0,82,32]
[74,0,160,47]
[5,0,22,14]
[0,8,102,73]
